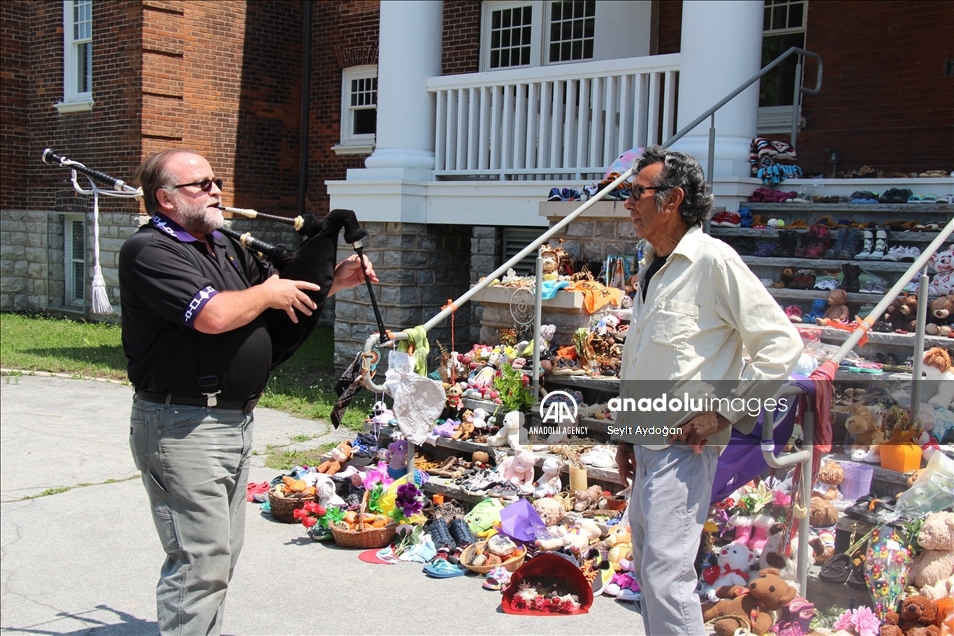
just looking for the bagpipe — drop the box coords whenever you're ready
[41,149,389,368]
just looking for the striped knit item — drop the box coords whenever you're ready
[808,359,837,480]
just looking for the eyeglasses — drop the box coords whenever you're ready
[629,184,674,200]
[171,178,223,192]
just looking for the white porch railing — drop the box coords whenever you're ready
[427,54,681,181]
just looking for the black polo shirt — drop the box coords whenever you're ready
[119,212,275,401]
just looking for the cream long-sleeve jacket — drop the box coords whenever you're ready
[614,225,802,448]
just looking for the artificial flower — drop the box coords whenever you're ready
[394,482,424,518]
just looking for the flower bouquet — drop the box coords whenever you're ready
[830,606,881,636]
[502,553,593,615]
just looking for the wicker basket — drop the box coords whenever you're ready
[460,540,526,575]
[268,490,314,524]
[328,491,397,549]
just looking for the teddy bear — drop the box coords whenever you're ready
[923,348,954,409]
[317,441,352,475]
[532,456,564,498]
[909,511,954,598]
[451,409,476,441]
[572,484,605,511]
[803,298,828,324]
[815,460,845,500]
[926,295,954,337]
[845,403,884,461]
[496,448,536,493]
[702,543,756,602]
[604,525,633,566]
[535,517,601,553]
[701,567,797,636]
[929,247,954,297]
[881,594,940,636]
[817,288,850,325]
[486,410,524,450]
[809,495,839,529]
[532,496,565,527]
[895,295,921,333]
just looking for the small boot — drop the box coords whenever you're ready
[839,263,862,293]
[731,517,754,545]
[795,226,816,258]
[747,515,774,554]
[869,229,889,259]
[855,229,875,259]
[823,229,847,259]
[838,228,863,260]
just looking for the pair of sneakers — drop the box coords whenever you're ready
[881,245,920,262]
[547,187,582,201]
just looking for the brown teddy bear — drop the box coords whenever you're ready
[317,440,352,475]
[816,460,844,500]
[881,594,940,636]
[893,295,919,333]
[701,567,797,636]
[845,404,881,455]
[809,496,838,528]
[926,295,954,336]
[817,288,850,325]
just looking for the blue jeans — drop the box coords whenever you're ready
[630,444,719,636]
[129,397,254,636]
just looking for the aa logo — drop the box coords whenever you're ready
[539,390,579,425]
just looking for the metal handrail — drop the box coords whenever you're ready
[360,46,823,391]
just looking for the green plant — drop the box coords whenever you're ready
[493,362,534,413]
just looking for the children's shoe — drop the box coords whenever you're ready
[900,246,920,262]
[547,188,564,201]
[854,230,875,259]
[784,305,803,323]
[869,229,889,259]
[881,245,904,262]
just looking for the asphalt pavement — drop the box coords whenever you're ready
[0,373,645,636]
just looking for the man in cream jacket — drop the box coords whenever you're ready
[613,146,802,635]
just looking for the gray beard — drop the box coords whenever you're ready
[177,200,223,235]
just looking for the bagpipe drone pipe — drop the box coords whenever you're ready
[41,149,385,368]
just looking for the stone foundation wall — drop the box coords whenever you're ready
[332,221,474,372]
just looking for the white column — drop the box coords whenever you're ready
[671,1,764,178]
[363,0,443,175]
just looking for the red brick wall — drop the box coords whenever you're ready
[138,1,305,216]
[304,0,381,216]
[0,1,31,209]
[657,0,682,56]
[797,0,954,176]
[1,1,142,213]
[442,0,481,76]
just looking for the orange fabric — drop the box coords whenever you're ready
[566,281,623,313]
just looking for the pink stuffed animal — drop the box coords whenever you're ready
[497,448,536,493]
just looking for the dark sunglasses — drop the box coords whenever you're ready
[171,178,223,192]
[629,184,674,200]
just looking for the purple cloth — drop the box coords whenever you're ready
[710,377,815,504]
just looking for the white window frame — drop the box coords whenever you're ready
[56,0,94,113]
[758,0,808,135]
[479,0,596,72]
[332,65,377,156]
[64,214,86,308]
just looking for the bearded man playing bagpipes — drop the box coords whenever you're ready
[119,149,377,636]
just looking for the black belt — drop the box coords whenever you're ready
[135,390,259,413]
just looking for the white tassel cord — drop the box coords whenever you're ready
[89,189,111,314]
[68,169,142,315]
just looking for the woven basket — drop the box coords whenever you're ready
[329,491,397,549]
[460,540,526,575]
[268,491,314,524]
